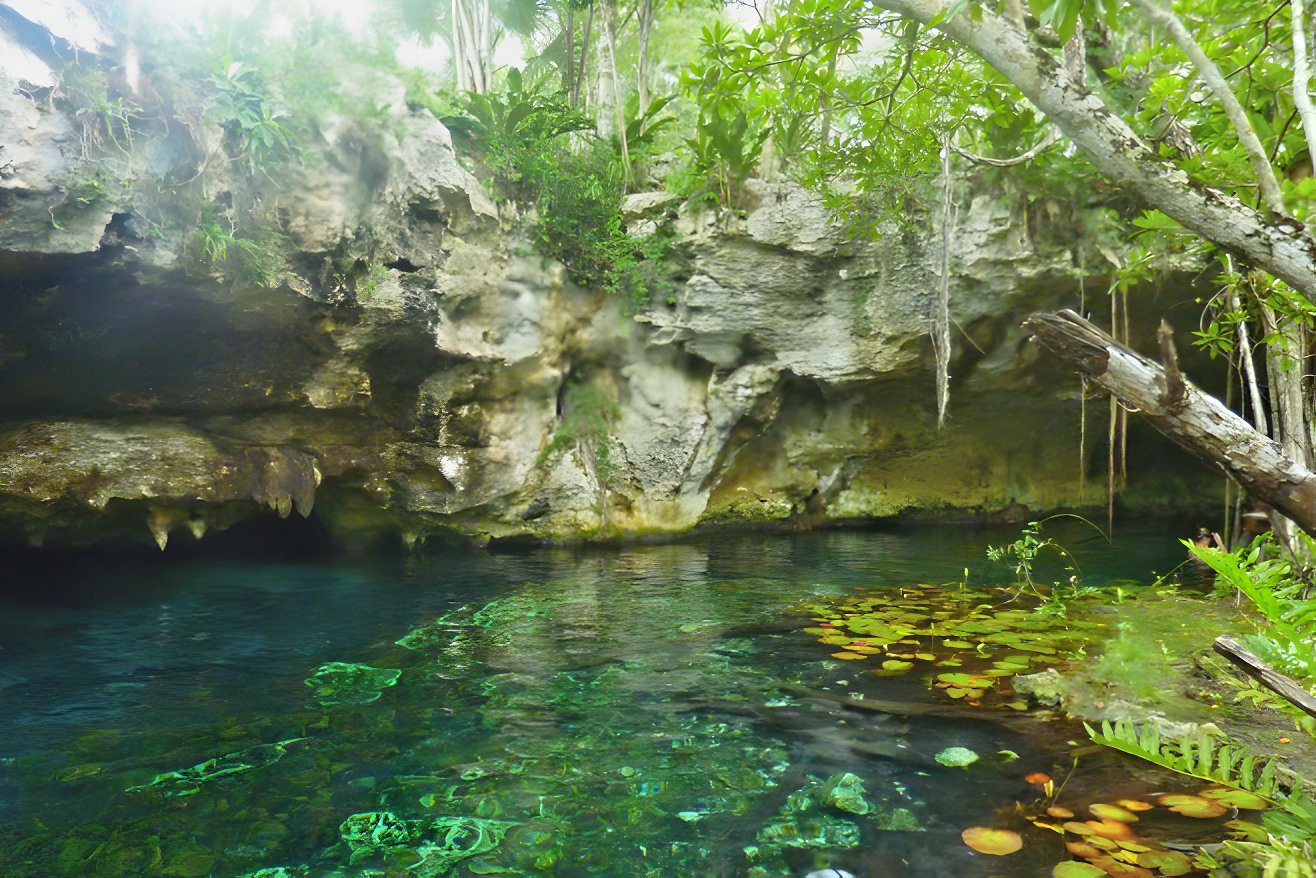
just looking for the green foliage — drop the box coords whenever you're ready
[191,214,289,288]
[442,71,674,305]
[1085,718,1283,801]
[208,61,297,171]
[55,62,141,158]
[357,263,392,302]
[624,93,678,155]
[1028,0,1119,43]
[985,515,1107,604]
[1190,536,1316,680]
[541,380,621,483]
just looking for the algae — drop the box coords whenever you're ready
[305,662,403,707]
[126,738,306,798]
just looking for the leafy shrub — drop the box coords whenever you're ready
[441,70,673,307]
[208,61,297,171]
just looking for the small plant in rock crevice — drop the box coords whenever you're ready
[539,379,622,528]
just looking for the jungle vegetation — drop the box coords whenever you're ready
[48,0,1316,870]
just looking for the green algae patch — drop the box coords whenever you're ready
[934,746,980,768]
[337,811,514,875]
[305,661,402,707]
[126,737,306,798]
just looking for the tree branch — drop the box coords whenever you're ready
[1129,0,1286,215]
[1023,310,1316,534]
[871,0,1316,300]
[1292,0,1316,165]
[949,127,1060,167]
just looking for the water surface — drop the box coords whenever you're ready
[0,522,1205,877]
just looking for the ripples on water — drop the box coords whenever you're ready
[0,522,1202,877]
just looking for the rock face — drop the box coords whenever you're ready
[0,3,1218,548]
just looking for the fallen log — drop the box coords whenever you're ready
[1213,635,1316,720]
[1023,310,1316,534]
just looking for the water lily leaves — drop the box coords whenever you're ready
[1157,794,1228,818]
[1054,862,1107,878]
[1089,803,1139,823]
[1048,805,1075,819]
[1134,849,1193,876]
[830,651,866,660]
[961,826,1023,855]
[793,584,1099,705]
[881,659,914,671]
[935,746,980,768]
[1115,799,1154,812]
[1200,786,1268,810]
[1085,818,1137,841]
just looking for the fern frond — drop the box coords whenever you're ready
[1085,718,1283,801]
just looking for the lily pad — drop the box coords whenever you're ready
[935,747,979,768]
[961,826,1022,855]
[1200,786,1269,810]
[1134,849,1193,876]
[1158,793,1228,818]
[1088,803,1139,823]
[1053,863,1106,878]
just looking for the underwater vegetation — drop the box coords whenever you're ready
[0,542,1304,878]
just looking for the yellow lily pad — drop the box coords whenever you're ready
[961,826,1023,856]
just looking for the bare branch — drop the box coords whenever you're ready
[949,127,1060,167]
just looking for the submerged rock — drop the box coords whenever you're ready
[1013,668,1067,708]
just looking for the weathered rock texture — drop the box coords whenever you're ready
[0,3,1218,548]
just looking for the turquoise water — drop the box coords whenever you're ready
[0,523,1207,877]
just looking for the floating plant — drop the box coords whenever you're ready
[794,584,1102,706]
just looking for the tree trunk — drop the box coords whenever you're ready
[1023,310,1316,535]
[636,0,652,118]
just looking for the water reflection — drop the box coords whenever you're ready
[0,523,1197,877]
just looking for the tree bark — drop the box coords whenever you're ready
[1023,310,1316,534]
[872,0,1316,300]
[1214,635,1316,720]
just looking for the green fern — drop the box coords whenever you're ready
[1085,718,1283,801]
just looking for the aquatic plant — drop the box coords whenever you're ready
[304,661,402,707]
[985,515,1108,605]
[934,746,979,768]
[1086,718,1284,803]
[126,737,307,798]
[794,583,1101,706]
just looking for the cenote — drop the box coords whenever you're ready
[0,523,1260,877]
[6,0,1316,875]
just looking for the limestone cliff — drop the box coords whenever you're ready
[0,2,1218,548]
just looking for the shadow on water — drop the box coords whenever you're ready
[0,521,1222,877]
